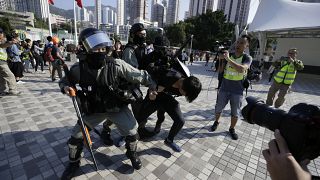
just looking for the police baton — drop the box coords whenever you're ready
[62,64,99,171]
[69,87,99,171]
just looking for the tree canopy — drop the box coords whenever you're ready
[164,10,234,51]
[0,17,13,35]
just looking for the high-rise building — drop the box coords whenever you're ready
[184,11,190,19]
[151,2,165,27]
[0,0,8,10]
[188,0,219,17]
[3,0,49,19]
[166,0,179,25]
[218,0,253,30]
[117,0,148,25]
[117,0,125,25]
[81,7,90,22]
[132,0,149,23]
[95,0,101,28]
[102,6,117,25]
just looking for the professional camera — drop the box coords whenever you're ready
[242,96,320,162]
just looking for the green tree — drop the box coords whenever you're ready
[34,18,49,30]
[0,17,13,35]
[59,23,72,33]
[164,22,186,47]
[185,10,234,50]
[164,10,234,50]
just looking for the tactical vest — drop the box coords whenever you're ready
[223,55,246,81]
[125,44,146,69]
[78,59,139,114]
[0,48,7,61]
[274,61,296,85]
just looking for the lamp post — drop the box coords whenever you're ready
[189,35,193,61]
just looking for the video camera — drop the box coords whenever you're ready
[242,96,320,162]
[213,40,231,54]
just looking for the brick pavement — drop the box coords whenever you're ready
[0,61,319,180]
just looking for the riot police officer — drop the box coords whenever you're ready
[122,23,147,69]
[59,28,157,179]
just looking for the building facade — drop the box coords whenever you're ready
[102,6,117,25]
[0,10,34,28]
[151,2,165,27]
[95,0,101,28]
[4,0,49,19]
[218,0,252,30]
[188,0,219,17]
[166,0,179,25]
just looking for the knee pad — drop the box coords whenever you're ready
[68,137,84,162]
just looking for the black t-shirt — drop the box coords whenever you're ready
[157,69,182,96]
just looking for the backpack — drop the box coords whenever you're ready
[44,43,54,62]
[242,54,262,96]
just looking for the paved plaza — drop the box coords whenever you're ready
[0,61,319,180]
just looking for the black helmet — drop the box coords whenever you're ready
[130,23,145,34]
[154,35,170,47]
[78,28,112,52]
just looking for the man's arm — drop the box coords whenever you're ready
[59,63,80,95]
[115,59,156,89]
[262,129,312,180]
[223,52,250,73]
[0,39,18,48]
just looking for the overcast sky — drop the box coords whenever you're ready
[53,0,189,20]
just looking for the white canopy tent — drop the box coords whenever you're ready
[249,0,320,32]
[247,0,320,74]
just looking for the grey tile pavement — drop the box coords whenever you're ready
[0,61,319,179]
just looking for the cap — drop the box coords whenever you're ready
[0,28,3,33]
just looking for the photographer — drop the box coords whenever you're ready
[266,48,304,108]
[210,35,252,140]
[263,129,312,180]
[242,96,320,180]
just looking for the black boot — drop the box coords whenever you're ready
[125,135,142,170]
[61,161,80,180]
[61,137,83,179]
[100,129,113,146]
[138,127,155,139]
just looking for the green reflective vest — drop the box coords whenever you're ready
[223,55,245,81]
[0,47,8,61]
[21,47,30,61]
[274,61,296,85]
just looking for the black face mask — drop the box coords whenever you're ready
[86,52,106,69]
[133,35,146,46]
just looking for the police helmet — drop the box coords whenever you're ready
[130,23,145,35]
[78,28,113,52]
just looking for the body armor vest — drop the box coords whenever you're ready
[78,58,140,114]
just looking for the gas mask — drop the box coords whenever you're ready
[133,35,146,46]
[87,52,106,69]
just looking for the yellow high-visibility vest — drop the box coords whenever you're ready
[274,61,296,85]
[0,47,8,61]
[223,55,245,81]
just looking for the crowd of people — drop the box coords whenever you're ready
[0,24,314,180]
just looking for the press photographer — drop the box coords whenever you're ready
[242,96,320,180]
